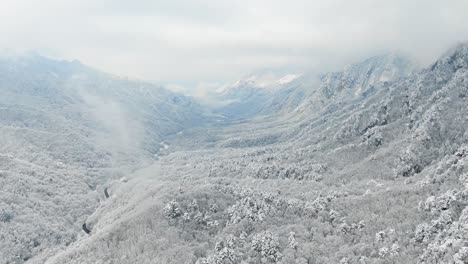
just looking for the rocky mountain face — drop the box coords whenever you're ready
[2,44,468,264]
[318,53,414,99]
[292,53,414,119]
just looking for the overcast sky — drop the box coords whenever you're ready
[1,0,468,89]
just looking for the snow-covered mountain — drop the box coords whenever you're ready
[0,54,206,155]
[318,53,414,99]
[212,72,303,119]
[19,44,467,264]
[2,44,468,264]
[212,53,414,121]
[291,53,415,118]
[0,54,206,264]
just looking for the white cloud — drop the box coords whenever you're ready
[1,0,468,87]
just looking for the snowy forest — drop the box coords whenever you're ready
[0,42,467,264]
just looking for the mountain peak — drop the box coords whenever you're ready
[430,42,468,71]
[218,72,301,95]
[345,52,414,75]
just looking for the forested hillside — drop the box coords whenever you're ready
[0,55,206,264]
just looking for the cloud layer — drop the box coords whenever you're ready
[1,0,468,86]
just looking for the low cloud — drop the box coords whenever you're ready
[78,90,144,161]
[1,0,468,88]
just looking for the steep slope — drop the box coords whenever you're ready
[0,55,206,264]
[40,45,467,264]
[293,53,414,118]
[318,53,414,99]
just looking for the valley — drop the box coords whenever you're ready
[1,44,468,264]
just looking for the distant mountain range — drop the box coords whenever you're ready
[210,53,414,120]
